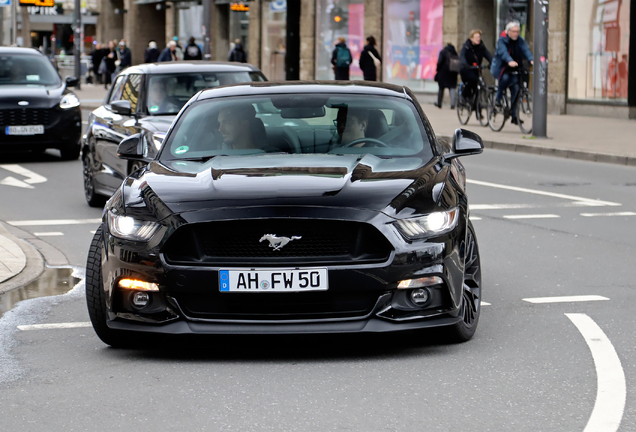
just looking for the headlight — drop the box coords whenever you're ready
[59,94,80,109]
[107,211,160,241]
[394,208,459,240]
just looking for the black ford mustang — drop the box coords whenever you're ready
[86,82,484,347]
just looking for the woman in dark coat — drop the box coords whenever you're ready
[459,29,493,101]
[359,36,381,81]
[434,43,459,109]
[103,41,118,89]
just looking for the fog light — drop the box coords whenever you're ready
[397,276,443,289]
[131,291,150,308]
[118,278,159,291]
[410,288,430,306]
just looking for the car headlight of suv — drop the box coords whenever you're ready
[59,94,80,109]
[394,208,459,240]
[107,211,160,241]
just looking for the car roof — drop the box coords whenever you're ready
[196,81,409,100]
[120,61,263,75]
[0,47,46,56]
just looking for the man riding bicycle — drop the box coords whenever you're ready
[490,21,533,125]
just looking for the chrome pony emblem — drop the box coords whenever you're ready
[18,101,29,106]
[259,234,302,251]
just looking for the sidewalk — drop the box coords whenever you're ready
[413,92,636,166]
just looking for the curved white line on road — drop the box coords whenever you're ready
[565,313,626,432]
[467,179,621,207]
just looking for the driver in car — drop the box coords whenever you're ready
[217,104,263,150]
[335,107,370,147]
[148,79,175,113]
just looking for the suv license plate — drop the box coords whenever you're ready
[6,125,45,135]
[219,268,328,292]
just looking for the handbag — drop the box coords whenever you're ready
[97,58,107,75]
[368,50,381,68]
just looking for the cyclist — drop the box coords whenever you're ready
[490,21,533,125]
[459,29,492,104]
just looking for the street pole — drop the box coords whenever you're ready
[532,0,548,138]
[73,0,81,89]
[202,0,211,60]
[11,0,17,45]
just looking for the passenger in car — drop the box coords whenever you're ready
[217,104,266,150]
[148,79,173,113]
[335,107,369,147]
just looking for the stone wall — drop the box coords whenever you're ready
[123,0,165,66]
[97,0,124,46]
[299,0,316,80]
[548,0,567,114]
[248,0,261,69]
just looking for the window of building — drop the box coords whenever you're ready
[382,0,443,92]
[315,0,365,80]
[568,0,630,101]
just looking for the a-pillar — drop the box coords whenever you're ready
[97,0,124,45]
[123,0,166,65]
[547,0,567,114]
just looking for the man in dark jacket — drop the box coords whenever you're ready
[184,37,203,60]
[117,40,132,69]
[433,43,459,109]
[90,43,107,84]
[144,41,160,63]
[490,21,533,124]
[158,41,178,62]
[331,37,352,80]
[228,39,247,63]
[459,29,492,102]
[359,36,381,81]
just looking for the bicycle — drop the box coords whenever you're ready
[487,69,533,134]
[456,65,493,127]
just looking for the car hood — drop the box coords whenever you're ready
[0,84,66,109]
[122,154,451,219]
[137,115,177,133]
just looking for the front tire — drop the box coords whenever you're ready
[83,155,107,208]
[443,221,482,343]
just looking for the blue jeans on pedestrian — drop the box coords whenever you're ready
[496,72,520,118]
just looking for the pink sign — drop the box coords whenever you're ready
[348,3,365,77]
[419,0,443,80]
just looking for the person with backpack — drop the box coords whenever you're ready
[460,29,492,104]
[433,43,460,109]
[331,37,352,80]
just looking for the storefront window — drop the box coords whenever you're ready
[496,0,530,39]
[315,0,365,80]
[383,0,443,92]
[569,0,630,101]
[261,0,287,81]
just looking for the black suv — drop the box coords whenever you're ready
[0,47,81,159]
[82,61,266,207]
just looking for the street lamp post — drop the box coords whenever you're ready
[202,0,211,60]
[532,0,549,138]
[73,0,81,89]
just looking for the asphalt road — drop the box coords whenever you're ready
[0,136,635,431]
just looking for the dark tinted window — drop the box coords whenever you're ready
[0,54,60,86]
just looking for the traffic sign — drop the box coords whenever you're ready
[0,0,11,8]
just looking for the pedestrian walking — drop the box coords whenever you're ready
[158,41,179,62]
[90,42,107,84]
[144,41,160,63]
[228,39,247,63]
[331,37,352,80]
[359,36,381,81]
[103,40,118,89]
[433,43,459,109]
[459,29,492,102]
[116,40,132,70]
[184,37,203,60]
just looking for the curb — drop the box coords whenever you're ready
[0,223,69,295]
[439,135,636,167]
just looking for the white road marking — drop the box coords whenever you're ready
[17,322,92,331]
[469,216,482,221]
[0,164,48,189]
[34,232,64,237]
[0,176,33,189]
[89,230,96,234]
[467,179,621,207]
[471,202,604,210]
[481,301,491,306]
[565,313,626,432]
[523,295,609,304]
[7,218,102,226]
[580,212,636,217]
[503,214,560,219]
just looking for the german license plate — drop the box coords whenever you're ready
[5,125,44,135]
[219,268,328,292]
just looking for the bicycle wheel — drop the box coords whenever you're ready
[457,95,472,125]
[516,90,533,134]
[476,88,490,127]
[488,94,507,132]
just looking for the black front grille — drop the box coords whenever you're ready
[163,219,393,266]
[0,108,51,126]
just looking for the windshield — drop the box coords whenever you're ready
[146,72,265,115]
[160,94,433,160]
[0,54,61,86]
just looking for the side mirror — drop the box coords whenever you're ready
[117,133,145,159]
[111,100,132,116]
[444,128,484,162]
[65,76,79,87]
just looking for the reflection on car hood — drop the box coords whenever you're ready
[137,115,177,133]
[122,154,450,218]
[0,85,65,109]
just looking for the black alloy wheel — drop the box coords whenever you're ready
[83,155,106,207]
[444,220,481,342]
